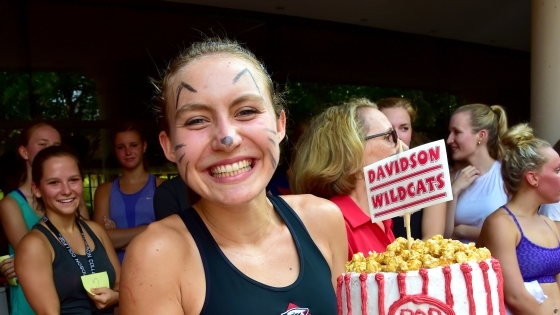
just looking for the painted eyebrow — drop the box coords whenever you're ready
[176,82,198,109]
[232,68,261,94]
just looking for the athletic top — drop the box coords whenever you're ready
[454,161,507,242]
[503,205,560,283]
[109,174,156,262]
[179,195,337,315]
[7,189,40,315]
[34,220,116,314]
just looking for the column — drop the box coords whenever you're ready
[531,0,560,145]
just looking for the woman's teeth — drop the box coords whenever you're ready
[211,160,252,178]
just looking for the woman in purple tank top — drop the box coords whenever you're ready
[93,123,165,263]
[479,123,560,315]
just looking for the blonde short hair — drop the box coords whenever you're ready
[290,98,377,198]
[452,104,508,160]
[501,123,550,194]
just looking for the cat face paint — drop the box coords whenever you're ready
[168,54,285,206]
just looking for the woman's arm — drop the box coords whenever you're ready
[0,196,31,279]
[86,221,121,309]
[445,166,480,239]
[15,231,60,315]
[452,224,481,242]
[421,202,446,240]
[478,211,544,315]
[120,218,201,314]
[93,182,147,249]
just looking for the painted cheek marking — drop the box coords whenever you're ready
[267,148,278,170]
[220,136,234,147]
[232,68,261,94]
[178,153,186,163]
[174,143,186,151]
[267,137,276,146]
[264,128,277,135]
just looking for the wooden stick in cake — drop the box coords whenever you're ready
[396,139,414,249]
[405,212,412,249]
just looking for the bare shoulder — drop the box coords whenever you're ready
[17,229,50,254]
[95,182,113,197]
[121,214,205,314]
[0,195,18,212]
[278,194,345,243]
[125,214,196,264]
[479,207,518,246]
[280,194,342,221]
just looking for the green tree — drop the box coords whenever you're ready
[0,71,99,120]
[284,82,465,142]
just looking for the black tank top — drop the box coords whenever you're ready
[180,196,337,315]
[34,220,116,315]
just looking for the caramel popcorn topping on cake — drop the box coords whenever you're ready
[345,235,492,273]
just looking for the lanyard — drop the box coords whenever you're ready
[42,215,95,276]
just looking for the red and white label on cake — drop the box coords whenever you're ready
[363,139,453,222]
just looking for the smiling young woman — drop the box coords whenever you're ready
[93,123,165,264]
[118,38,347,315]
[444,104,508,242]
[15,146,120,315]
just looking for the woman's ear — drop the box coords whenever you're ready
[18,145,29,161]
[159,131,176,163]
[142,141,148,154]
[276,110,287,143]
[31,182,41,199]
[477,129,488,143]
[525,171,539,188]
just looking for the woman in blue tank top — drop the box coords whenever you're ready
[479,123,560,315]
[119,38,348,315]
[15,145,120,314]
[93,123,165,264]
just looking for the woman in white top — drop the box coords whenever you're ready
[445,104,508,242]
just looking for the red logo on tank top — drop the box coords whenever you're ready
[281,303,310,315]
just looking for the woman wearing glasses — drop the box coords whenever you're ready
[291,98,401,260]
[445,104,508,243]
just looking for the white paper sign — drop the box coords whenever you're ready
[363,139,453,222]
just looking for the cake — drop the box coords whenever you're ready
[337,236,505,315]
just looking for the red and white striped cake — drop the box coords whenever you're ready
[337,258,505,315]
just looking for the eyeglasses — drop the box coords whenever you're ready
[365,129,399,146]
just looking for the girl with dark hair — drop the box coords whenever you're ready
[15,145,120,314]
[93,123,165,263]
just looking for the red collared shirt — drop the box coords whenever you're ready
[330,195,395,260]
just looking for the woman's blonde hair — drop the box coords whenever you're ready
[452,104,508,160]
[290,98,377,198]
[377,97,417,123]
[501,123,550,194]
